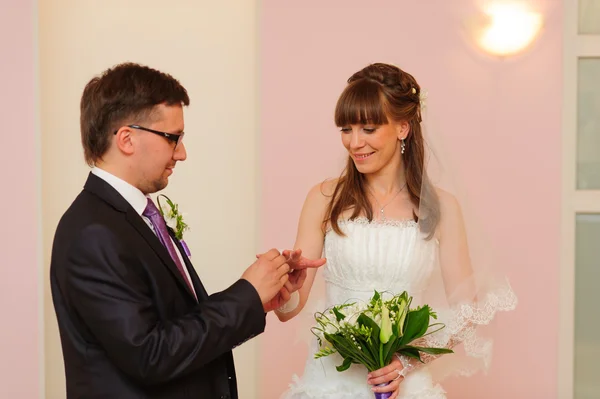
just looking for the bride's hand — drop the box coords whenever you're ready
[262,285,292,313]
[282,249,326,270]
[367,356,404,399]
[255,249,325,271]
[256,249,326,293]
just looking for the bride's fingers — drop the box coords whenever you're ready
[371,376,401,393]
[291,248,302,260]
[281,249,300,259]
[367,362,399,381]
[368,369,403,387]
[284,280,293,292]
[294,269,307,287]
[279,287,291,302]
[291,257,327,269]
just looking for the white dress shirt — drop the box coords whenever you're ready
[91,167,197,299]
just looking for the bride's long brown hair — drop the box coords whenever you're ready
[325,63,439,239]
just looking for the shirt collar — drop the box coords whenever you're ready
[91,167,149,216]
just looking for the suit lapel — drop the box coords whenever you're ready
[125,210,198,300]
[169,229,209,300]
[84,173,197,301]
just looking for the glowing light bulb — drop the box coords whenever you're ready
[473,1,543,56]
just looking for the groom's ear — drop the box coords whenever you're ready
[114,126,135,156]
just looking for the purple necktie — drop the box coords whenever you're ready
[143,198,195,296]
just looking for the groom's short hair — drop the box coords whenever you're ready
[80,62,190,166]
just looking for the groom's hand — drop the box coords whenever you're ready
[281,249,325,293]
[255,249,325,294]
[263,284,292,313]
[241,248,290,311]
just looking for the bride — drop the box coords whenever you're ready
[276,63,517,398]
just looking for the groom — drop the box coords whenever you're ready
[50,62,324,399]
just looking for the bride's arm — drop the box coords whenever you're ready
[275,181,331,322]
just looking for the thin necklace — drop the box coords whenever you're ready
[368,183,407,221]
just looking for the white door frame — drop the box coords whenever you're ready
[560,0,600,398]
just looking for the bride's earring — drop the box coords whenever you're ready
[401,139,406,155]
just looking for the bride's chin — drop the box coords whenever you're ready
[354,163,376,174]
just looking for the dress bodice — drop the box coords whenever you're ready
[322,217,439,307]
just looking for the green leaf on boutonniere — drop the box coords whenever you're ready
[157,194,190,240]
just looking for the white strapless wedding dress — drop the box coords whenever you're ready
[281,218,447,399]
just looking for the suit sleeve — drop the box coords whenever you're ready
[62,224,266,385]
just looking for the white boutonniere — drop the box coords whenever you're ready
[157,194,191,257]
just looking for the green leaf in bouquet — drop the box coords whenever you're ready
[392,322,399,338]
[399,306,431,345]
[381,333,399,366]
[397,346,422,362]
[357,314,380,346]
[372,290,381,304]
[326,332,379,372]
[336,357,353,372]
[324,335,352,360]
[314,346,337,359]
[396,298,408,336]
[409,346,454,355]
[332,307,346,322]
[414,306,433,337]
[368,291,383,314]
[355,336,378,369]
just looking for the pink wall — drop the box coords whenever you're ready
[259,1,561,398]
[0,0,41,397]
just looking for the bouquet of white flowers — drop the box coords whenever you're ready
[312,290,453,398]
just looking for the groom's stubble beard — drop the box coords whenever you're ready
[136,172,169,195]
[142,177,168,195]
[152,177,168,193]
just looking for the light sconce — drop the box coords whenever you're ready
[467,1,544,57]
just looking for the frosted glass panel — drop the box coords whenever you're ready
[579,0,600,34]
[577,58,600,189]
[574,214,600,399]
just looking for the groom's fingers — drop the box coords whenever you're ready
[275,261,290,278]
[256,248,281,261]
[278,273,289,288]
[266,248,284,261]
[258,248,299,260]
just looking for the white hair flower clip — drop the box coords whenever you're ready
[419,89,428,112]
[411,87,427,111]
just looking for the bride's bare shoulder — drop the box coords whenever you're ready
[434,187,464,227]
[303,177,339,212]
[434,187,459,210]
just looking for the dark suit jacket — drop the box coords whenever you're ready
[50,173,265,399]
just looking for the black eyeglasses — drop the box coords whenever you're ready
[114,124,185,148]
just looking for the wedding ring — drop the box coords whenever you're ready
[391,369,402,381]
